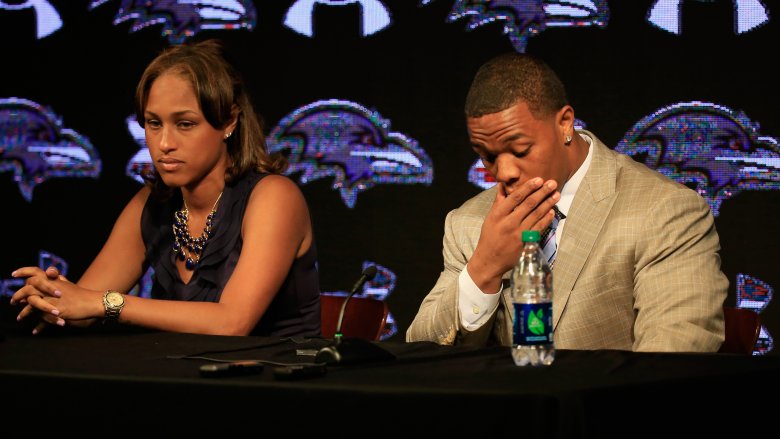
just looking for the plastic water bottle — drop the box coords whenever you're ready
[510,230,555,366]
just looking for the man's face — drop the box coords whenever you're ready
[467,101,570,195]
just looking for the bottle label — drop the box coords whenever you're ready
[513,302,553,345]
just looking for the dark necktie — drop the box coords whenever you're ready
[541,206,566,268]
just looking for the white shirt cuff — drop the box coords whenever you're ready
[458,264,502,330]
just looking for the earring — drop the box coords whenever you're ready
[565,135,572,144]
[224,131,232,139]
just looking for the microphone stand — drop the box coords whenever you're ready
[315,266,395,365]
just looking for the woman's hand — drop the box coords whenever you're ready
[10,266,102,333]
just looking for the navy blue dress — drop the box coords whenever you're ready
[140,172,321,337]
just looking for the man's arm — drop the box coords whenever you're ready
[632,188,728,352]
[406,209,495,345]
[407,179,560,345]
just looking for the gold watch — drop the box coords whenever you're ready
[102,290,125,322]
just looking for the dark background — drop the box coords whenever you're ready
[1,1,777,350]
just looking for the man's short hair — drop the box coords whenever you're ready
[465,53,569,119]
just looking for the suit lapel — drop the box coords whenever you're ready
[553,131,618,328]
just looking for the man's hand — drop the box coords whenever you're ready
[468,177,560,293]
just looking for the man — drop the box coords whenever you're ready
[406,53,727,352]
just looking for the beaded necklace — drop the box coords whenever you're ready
[172,192,223,270]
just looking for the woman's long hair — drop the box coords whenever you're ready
[135,39,286,196]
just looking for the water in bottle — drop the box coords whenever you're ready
[510,230,555,366]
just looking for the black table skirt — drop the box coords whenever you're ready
[2,319,779,437]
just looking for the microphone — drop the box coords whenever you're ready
[334,265,377,340]
[315,265,395,365]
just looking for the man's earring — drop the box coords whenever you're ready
[565,135,572,145]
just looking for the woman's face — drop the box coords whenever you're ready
[144,72,230,189]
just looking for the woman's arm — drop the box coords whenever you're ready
[111,175,312,335]
[14,176,312,336]
[77,186,150,292]
[11,186,151,328]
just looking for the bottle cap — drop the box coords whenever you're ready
[522,230,540,242]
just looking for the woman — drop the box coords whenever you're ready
[10,39,321,337]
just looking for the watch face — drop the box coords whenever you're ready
[107,293,123,307]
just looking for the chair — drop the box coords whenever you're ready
[719,306,761,355]
[320,294,389,341]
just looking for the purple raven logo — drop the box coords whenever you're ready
[421,0,609,52]
[124,115,152,184]
[648,0,769,35]
[736,273,774,355]
[468,160,498,190]
[0,97,101,201]
[89,0,256,44]
[322,261,397,340]
[267,99,433,208]
[615,102,780,217]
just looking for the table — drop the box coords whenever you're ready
[1,325,778,437]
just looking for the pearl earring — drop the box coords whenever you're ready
[565,135,572,144]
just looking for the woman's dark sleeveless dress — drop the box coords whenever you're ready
[140,172,321,337]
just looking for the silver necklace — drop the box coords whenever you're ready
[172,192,223,270]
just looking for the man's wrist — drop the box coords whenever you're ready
[466,261,502,294]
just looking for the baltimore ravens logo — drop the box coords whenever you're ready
[615,101,780,217]
[421,0,609,52]
[89,0,256,43]
[0,97,101,201]
[124,115,152,184]
[468,159,497,190]
[736,273,774,355]
[267,99,433,208]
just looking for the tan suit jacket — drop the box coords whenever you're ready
[407,130,727,352]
